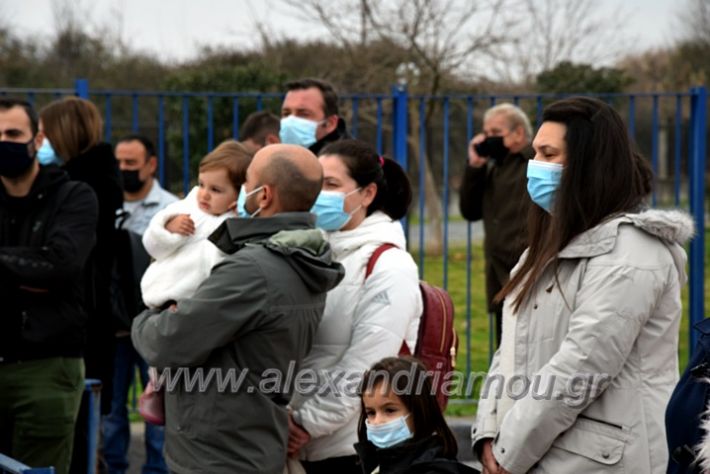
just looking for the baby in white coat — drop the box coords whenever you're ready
[138,140,253,424]
[141,139,252,308]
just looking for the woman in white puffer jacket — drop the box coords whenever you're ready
[288,139,423,474]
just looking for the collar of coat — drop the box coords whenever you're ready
[208,212,320,255]
[326,211,407,257]
[557,209,695,260]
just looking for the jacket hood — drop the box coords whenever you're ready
[327,211,407,257]
[559,209,695,284]
[209,212,344,293]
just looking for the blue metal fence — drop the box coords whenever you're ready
[2,80,706,398]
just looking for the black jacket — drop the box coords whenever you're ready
[309,117,351,155]
[355,435,478,474]
[458,145,533,312]
[63,142,124,317]
[666,318,710,473]
[0,165,98,362]
[63,142,123,412]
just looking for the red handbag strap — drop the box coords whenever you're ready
[365,243,398,279]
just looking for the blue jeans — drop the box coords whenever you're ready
[102,336,167,474]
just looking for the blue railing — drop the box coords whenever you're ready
[3,80,706,398]
[0,454,54,474]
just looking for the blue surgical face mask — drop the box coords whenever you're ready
[365,414,413,449]
[279,115,322,149]
[37,138,62,166]
[236,185,264,218]
[311,188,362,231]
[527,160,564,213]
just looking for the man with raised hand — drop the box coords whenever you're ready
[459,103,534,347]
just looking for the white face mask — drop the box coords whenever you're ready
[365,414,413,448]
[311,188,361,231]
[279,116,325,149]
[236,185,264,218]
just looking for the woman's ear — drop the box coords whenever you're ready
[362,182,377,208]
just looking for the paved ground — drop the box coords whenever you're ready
[407,220,484,250]
[126,422,145,474]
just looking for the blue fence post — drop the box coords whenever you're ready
[392,85,409,170]
[74,79,89,99]
[84,379,102,474]
[392,85,409,241]
[689,86,707,354]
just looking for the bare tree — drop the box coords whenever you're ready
[677,0,710,44]
[493,0,631,84]
[271,0,518,253]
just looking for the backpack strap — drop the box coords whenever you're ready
[365,243,411,356]
[365,243,398,279]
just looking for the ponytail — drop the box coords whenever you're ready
[320,139,412,220]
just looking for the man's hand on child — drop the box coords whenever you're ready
[165,214,195,236]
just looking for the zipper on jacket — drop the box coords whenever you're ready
[578,414,623,431]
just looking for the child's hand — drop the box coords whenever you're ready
[165,214,195,236]
[481,439,502,474]
[287,413,310,456]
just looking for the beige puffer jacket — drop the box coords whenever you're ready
[471,210,694,474]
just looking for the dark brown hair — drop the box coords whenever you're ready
[357,357,458,458]
[0,98,38,135]
[320,139,412,220]
[239,111,280,146]
[285,78,339,117]
[40,97,103,160]
[496,96,652,312]
[199,139,253,190]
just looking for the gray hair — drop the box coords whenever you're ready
[484,103,533,141]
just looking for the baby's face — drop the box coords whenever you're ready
[197,168,238,216]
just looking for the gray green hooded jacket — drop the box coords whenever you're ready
[131,212,344,474]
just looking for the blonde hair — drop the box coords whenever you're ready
[40,97,103,160]
[484,103,533,140]
[199,140,253,190]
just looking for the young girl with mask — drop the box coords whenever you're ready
[355,357,477,474]
[287,139,423,474]
[472,97,693,474]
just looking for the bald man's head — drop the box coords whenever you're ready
[248,144,323,213]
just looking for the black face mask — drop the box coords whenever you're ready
[121,169,146,193]
[474,136,509,161]
[0,139,36,178]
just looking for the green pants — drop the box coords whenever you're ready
[0,357,84,474]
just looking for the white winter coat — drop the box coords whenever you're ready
[471,210,694,474]
[140,187,230,308]
[290,211,423,461]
